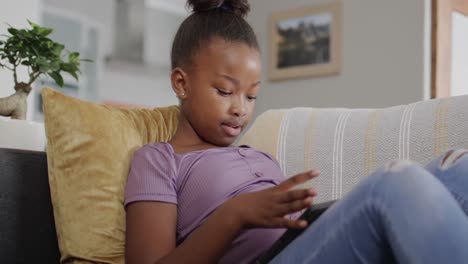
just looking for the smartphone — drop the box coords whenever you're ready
[254,200,337,264]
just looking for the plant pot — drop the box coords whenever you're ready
[0,118,46,151]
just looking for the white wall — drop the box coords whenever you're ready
[43,0,179,107]
[0,0,40,120]
[248,0,432,118]
[102,61,176,107]
[43,0,115,55]
[144,8,186,66]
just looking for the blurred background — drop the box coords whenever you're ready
[0,0,467,122]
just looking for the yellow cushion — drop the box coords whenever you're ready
[42,88,179,263]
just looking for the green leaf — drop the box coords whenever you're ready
[68,52,80,62]
[49,61,60,71]
[39,65,50,73]
[16,29,33,40]
[67,70,79,80]
[36,56,49,72]
[48,72,64,87]
[61,62,79,80]
[61,62,76,71]
[7,28,18,35]
[27,20,40,28]
[38,27,53,37]
[52,44,65,56]
[36,56,47,66]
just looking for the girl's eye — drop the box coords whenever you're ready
[247,96,257,101]
[216,88,231,96]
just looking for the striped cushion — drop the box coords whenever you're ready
[238,95,468,202]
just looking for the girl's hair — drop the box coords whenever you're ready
[171,0,259,69]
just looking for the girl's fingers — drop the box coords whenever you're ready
[276,197,313,215]
[276,170,320,191]
[276,188,317,203]
[270,217,308,229]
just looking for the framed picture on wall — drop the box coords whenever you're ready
[269,2,342,81]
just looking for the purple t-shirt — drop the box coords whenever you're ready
[124,142,290,263]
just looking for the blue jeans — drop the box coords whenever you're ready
[271,149,468,264]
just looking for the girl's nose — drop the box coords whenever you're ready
[231,97,247,117]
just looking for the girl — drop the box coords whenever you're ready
[124,0,468,263]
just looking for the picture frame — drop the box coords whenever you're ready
[269,2,342,81]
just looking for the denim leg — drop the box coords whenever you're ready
[425,149,468,215]
[270,160,468,264]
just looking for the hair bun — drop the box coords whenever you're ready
[187,0,250,17]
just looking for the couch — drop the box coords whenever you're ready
[1,93,468,263]
[0,148,60,263]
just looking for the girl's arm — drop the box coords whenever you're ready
[125,199,242,264]
[125,202,177,264]
[125,171,319,264]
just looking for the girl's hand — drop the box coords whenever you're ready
[223,170,320,230]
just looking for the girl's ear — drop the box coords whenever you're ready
[171,67,188,99]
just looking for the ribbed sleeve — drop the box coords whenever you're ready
[124,145,177,206]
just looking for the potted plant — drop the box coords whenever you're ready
[0,21,87,120]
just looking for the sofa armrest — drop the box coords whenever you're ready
[0,148,60,263]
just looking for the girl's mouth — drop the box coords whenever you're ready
[221,124,241,137]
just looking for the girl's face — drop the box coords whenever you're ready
[175,37,261,147]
